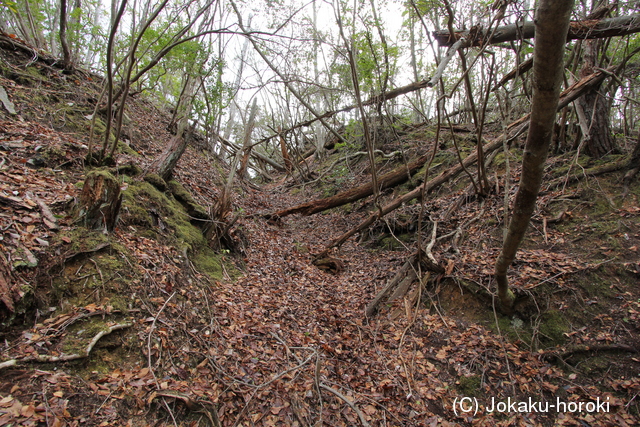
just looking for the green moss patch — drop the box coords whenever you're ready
[167,180,210,224]
[121,180,205,251]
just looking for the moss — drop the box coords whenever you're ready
[92,117,108,136]
[61,317,109,354]
[538,310,569,346]
[457,375,482,397]
[577,268,617,300]
[117,162,142,177]
[26,65,43,77]
[118,140,139,157]
[42,146,68,165]
[493,315,533,345]
[121,185,154,227]
[192,247,224,280]
[84,166,120,181]
[121,180,206,252]
[378,234,411,251]
[56,229,111,255]
[167,180,209,222]
[143,173,167,191]
[579,355,611,375]
[45,229,139,311]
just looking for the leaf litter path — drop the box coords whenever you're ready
[201,186,638,426]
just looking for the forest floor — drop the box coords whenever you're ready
[1,41,640,426]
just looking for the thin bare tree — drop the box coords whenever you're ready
[494,0,575,312]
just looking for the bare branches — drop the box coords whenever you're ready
[230,0,346,146]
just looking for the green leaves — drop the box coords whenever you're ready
[0,0,18,13]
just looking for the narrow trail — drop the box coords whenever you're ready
[205,186,456,425]
[198,185,513,425]
[192,183,639,426]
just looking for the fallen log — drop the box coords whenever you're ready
[492,57,533,91]
[317,138,505,257]
[268,152,431,218]
[433,14,640,47]
[365,249,443,317]
[316,67,612,256]
[365,253,417,318]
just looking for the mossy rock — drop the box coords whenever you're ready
[192,247,224,281]
[117,162,142,177]
[118,140,139,157]
[45,230,139,309]
[120,180,206,252]
[143,173,167,191]
[167,180,210,223]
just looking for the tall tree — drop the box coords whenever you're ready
[494,0,575,312]
[59,0,73,70]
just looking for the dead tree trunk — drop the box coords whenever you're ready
[148,73,197,181]
[365,250,443,317]
[279,130,294,174]
[76,170,122,232]
[270,153,432,218]
[149,133,189,182]
[433,13,640,47]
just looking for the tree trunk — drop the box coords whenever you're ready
[279,130,293,174]
[494,0,574,313]
[76,170,122,232]
[623,131,640,190]
[149,133,189,182]
[59,0,73,71]
[237,99,258,178]
[577,40,617,158]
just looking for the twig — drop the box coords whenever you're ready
[0,359,17,369]
[94,389,115,414]
[148,292,176,388]
[16,322,132,363]
[425,220,438,264]
[315,352,323,426]
[319,384,371,427]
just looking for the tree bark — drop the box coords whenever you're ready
[76,170,122,232]
[577,40,618,158]
[279,130,293,174]
[149,134,189,182]
[494,0,574,312]
[0,252,16,314]
[433,14,640,47]
[59,0,73,71]
[623,131,640,190]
